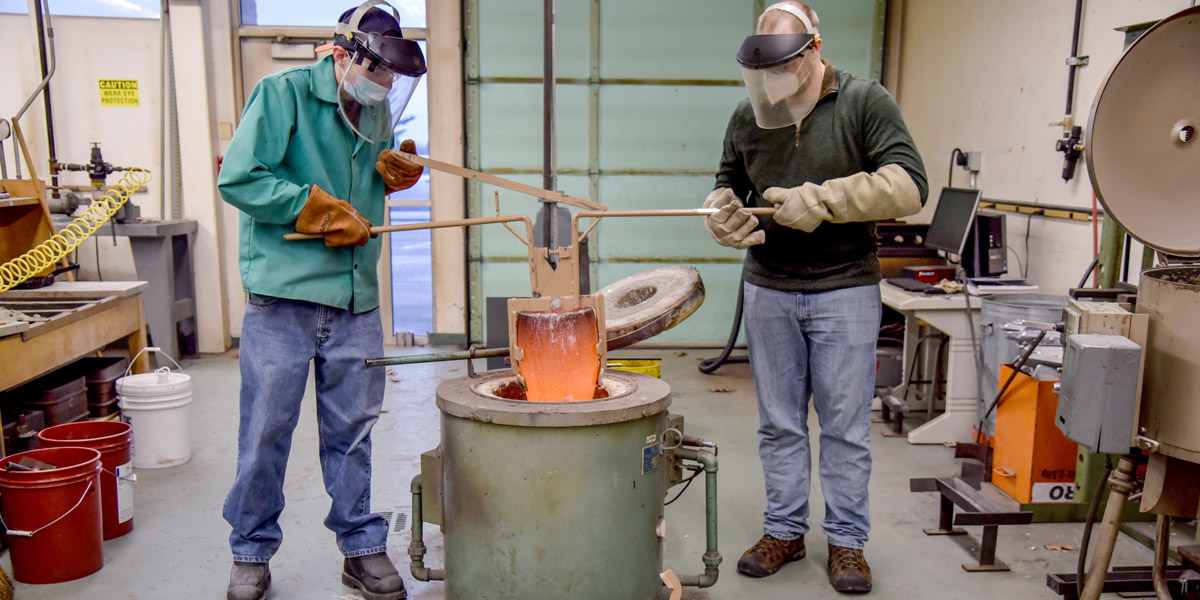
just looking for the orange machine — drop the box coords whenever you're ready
[991,365,1079,504]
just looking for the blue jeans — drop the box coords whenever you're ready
[743,282,880,549]
[223,293,388,562]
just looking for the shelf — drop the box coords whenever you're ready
[0,196,39,209]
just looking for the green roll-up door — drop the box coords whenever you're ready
[466,0,886,344]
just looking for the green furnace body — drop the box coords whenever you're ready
[411,371,717,599]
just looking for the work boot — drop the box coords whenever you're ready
[736,534,806,577]
[342,552,407,600]
[828,543,872,593]
[227,562,270,600]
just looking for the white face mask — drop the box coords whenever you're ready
[345,74,390,105]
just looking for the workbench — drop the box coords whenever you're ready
[880,281,982,444]
[0,281,150,394]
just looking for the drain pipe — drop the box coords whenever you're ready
[408,474,445,581]
[1080,456,1138,600]
[673,447,721,588]
[1153,514,1173,600]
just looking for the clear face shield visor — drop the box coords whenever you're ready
[338,34,427,143]
[737,33,819,129]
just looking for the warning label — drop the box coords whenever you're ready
[99,79,139,107]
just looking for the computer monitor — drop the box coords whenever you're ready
[924,187,982,256]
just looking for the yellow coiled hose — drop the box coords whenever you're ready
[0,168,152,293]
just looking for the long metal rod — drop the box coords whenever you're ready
[573,208,778,243]
[541,0,558,251]
[391,150,605,211]
[284,214,534,241]
[365,347,507,368]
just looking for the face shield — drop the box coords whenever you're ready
[737,33,819,129]
[335,1,427,143]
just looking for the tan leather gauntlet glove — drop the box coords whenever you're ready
[295,185,373,247]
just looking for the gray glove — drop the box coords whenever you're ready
[704,188,765,249]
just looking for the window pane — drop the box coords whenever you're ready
[241,0,425,28]
[1,0,160,18]
[390,206,433,335]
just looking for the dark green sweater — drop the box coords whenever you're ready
[715,62,928,293]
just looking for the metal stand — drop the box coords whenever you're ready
[911,444,1030,572]
[1046,568,1200,599]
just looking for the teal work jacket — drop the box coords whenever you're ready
[218,56,392,313]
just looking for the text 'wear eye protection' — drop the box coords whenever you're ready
[335,0,427,143]
[737,32,819,129]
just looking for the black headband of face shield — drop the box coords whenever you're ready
[353,33,427,77]
[736,33,816,69]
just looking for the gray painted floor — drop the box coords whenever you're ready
[4,349,1160,599]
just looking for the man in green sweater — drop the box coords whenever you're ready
[706,2,927,593]
[218,3,425,599]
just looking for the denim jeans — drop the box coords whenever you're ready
[743,282,881,549]
[223,293,388,562]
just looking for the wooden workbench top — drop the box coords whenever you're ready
[0,280,149,299]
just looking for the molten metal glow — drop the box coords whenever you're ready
[515,308,601,402]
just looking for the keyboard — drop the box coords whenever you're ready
[885,277,932,292]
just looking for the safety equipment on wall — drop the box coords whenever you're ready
[0,168,151,293]
[334,0,427,143]
[738,2,822,129]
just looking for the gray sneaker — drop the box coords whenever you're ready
[227,562,270,600]
[342,552,407,600]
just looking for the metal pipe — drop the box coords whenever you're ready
[572,207,778,243]
[1080,456,1138,600]
[1064,0,1085,118]
[673,447,721,588]
[541,0,558,251]
[1153,513,1173,600]
[284,214,534,241]
[365,347,508,368]
[31,0,58,195]
[408,474,445,581]
[16,0,55,123]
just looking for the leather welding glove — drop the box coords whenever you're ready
[762,164,922,233]
[376,139,424,194]
[295,185,373,247]
[704,188,765,249]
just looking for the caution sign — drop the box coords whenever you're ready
[99,79,140,107]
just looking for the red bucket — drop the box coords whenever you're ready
[39,421,134,540]
[0,446,104,584]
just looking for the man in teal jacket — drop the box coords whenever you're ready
[217,3,425,599]
[707,1,927,594]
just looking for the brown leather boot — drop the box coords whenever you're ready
[828,543,872,593]
[736,534,806,577]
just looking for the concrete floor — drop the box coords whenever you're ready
[4,348,1161,599]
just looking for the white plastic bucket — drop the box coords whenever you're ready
[116,348,192,469]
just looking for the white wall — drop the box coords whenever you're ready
[1,13,162,283]
[1,6,231,353]
[895,0,1188,293]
